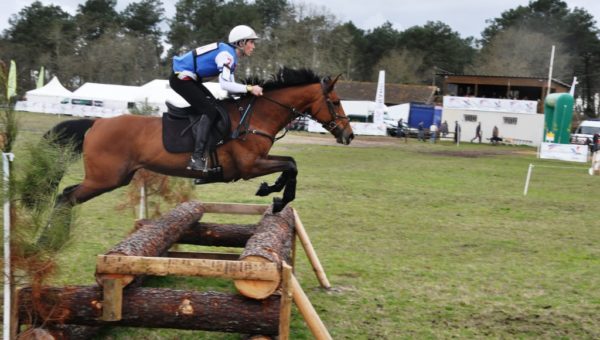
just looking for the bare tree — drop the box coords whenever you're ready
[470,26,574,80]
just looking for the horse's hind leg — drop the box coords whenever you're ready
[37,170,136,249]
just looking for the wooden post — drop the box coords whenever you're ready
[291,275,332,340]
[102,278,123,321]
[278,262,293,340]
[292,209,331,289]
[10,286,19,340]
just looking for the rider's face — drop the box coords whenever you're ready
[243,40,256,56]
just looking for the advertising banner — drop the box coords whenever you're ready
[540,143,588,163]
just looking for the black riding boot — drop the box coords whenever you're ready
[188,114,213,171]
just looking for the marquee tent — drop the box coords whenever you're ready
[15,77,72,114]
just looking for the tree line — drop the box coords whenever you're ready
[1,0,600,116]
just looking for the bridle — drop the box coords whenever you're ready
[258,77,348,135]
[232,77,348,143]
[318,77,349,136]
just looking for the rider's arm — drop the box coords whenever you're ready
[215,51,248,94]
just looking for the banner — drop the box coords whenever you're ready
[539,142,588,163]
[443,96,537,114]
[36,66,45,88]
[6,60,16,99]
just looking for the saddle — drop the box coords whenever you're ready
[161,101,231,154]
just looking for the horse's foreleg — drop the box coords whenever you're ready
[248,157,297,213]
[255,155,297,196]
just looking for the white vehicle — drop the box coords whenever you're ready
[571,119,600,145]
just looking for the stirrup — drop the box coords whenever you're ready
[187,157,208,172]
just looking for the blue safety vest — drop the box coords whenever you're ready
[172,42,237,79]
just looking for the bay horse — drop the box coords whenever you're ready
[29,68,353,240]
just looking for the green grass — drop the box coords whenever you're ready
[3,112,600,339]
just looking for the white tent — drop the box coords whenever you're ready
[15,77,72,114]
[16,78,231,117]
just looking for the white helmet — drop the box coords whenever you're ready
[228,25,258,44]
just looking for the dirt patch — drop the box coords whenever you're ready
[279,133,537,156]
[459,309,599,338]
[427,149,522,158]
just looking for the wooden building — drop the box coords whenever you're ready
[335,81,436,105]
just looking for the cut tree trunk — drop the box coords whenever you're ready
[234,206,295,299]
[18,286,279,335]
[95,201,205,287]
[177,222,257,247]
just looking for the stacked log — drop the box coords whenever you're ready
[18,286,280,335]
[95,201,205,287]
[234,206,295,299]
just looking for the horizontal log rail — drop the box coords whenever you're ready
[200,202,269,215]
[96,255,280,281]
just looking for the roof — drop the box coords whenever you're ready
[26,77,72,97]
[335,81,436,105]
[72,83,141,101]
[441,74,571,89]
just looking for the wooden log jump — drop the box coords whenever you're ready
[18,201,332,339]
[18,286,280,334]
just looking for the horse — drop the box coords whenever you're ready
[26,68,353,245]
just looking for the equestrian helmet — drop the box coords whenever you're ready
[229,25,258,44]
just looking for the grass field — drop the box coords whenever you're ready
[3,112,600,339]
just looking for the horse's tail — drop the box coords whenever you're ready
[21,119,95,209]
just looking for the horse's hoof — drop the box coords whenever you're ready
[272,197,284,213]
[256,182,270,196]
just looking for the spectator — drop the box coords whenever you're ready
[418,121,425,141]
[454,121,461,143]
[490,125,503,145]
[396,118,404,138]
[440,120,449,138]
[430,123,438,143]
[470,122,482,143]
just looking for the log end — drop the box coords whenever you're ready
[234,256,280,300]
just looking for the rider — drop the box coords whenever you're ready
[170,25,263,172]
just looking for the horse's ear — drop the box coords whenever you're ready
[326,74,342,93]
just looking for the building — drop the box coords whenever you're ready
[441,74,571,113]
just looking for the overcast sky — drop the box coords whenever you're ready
[2,0,600,40]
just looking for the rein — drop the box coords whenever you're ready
[231,78,347,143]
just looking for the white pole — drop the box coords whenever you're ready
[138,184,146,219]
[3,152,14,340]
[523,163,534,196]
[569,76,578,96]
[546,45,555,97]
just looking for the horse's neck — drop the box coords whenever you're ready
[260,85,316,131]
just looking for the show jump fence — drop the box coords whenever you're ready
[16,201,332,339]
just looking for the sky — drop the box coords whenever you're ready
[1,0,600,41]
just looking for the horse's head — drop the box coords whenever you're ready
[309,75,354,145]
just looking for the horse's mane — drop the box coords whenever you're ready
[245,67,322,91]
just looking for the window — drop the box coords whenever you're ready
[71,99,93,106]
[464,114,477,122]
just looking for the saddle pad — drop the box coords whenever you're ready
[162,113,194,153]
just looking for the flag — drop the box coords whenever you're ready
[36,66,45,88]
[7,60,16,99]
